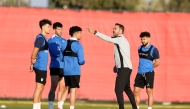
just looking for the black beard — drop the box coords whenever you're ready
[143,43,148,47]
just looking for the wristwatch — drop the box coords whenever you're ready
[94,30,97,34]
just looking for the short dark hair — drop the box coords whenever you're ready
[115,23,124,33]
[53,22,63,29]
[140,31,150,38]
[69,26,82,36]
[39,19,52,29]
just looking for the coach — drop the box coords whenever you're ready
[87,23,137,109]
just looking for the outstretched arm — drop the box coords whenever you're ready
[87,28,119,44]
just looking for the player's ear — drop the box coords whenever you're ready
[119,28,122,34]
[42,25,45,30]
[148,37,150,41]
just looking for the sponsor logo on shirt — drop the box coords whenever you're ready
[66,50,71,52]
[139,53,148,56]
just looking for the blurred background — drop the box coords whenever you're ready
[1,0,190,12]
[0,0,190,108]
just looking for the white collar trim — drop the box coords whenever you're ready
[70,37,77,40]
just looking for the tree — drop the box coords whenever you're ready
[114,0,138,11]
[135,0,190,12]
[135,0,166,11]
[49,0,190,12]
[166,0,190,12]
[49,0,138,11]
[49,0,70,8]
[1,0,29,7]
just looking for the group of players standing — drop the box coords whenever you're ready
[30,19,84,109]
[30,19,160,109]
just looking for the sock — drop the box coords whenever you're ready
[148,107,152,109]
[58,101,64,109]
[137,106,139,109]
[70,106,74,109]
[38,102,41,109]
[32,103,38,109]
[49,101,53,109]
[57,102,60,109]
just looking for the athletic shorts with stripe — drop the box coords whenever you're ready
[33,67,47,85]
[134,71,155,88]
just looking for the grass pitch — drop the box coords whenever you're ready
[0,100,189,109]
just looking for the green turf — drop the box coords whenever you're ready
[0,100,189,109]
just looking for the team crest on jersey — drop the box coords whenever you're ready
[57,46,61,51]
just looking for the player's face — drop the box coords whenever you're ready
[76,31,82,40]
[141,36,150,46]
[113,25,121,36]
[43,24,51,34]
[55,27,62,36]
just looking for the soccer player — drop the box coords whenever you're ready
[48,22,67,109]
[87,23,137,109]
[133,32,160,109]
[58,26,85,109]
[30,19,52,109]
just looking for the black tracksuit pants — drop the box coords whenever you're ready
[115,68,137,109]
